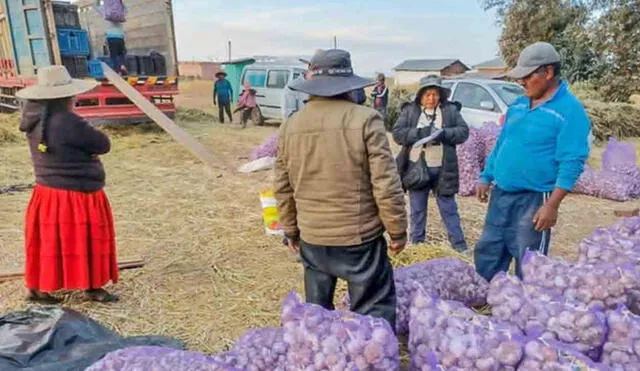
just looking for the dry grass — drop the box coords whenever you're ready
[0,112,23,144]
[1,82,639,357]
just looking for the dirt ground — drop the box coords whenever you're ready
[0,80,639,355]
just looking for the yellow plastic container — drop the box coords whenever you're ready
[259,189,284,235]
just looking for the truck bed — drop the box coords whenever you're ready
[0,0,179,123]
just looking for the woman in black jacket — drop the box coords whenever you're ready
[392,75,469,252]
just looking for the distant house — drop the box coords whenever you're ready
[393,59,470,86]
[178,61,223,80]
[473,57,508,76]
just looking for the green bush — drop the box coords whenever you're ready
[385,87,414,131]
[584,99,640,141]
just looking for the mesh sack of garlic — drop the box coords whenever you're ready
[602,306,640,371]
[342,258,489,336]
[489,272,607,360]
[212,327,287,371]
[280,292,400,371]
[518,338,610,371]
[522,251,638,310]
[409,288,525,370]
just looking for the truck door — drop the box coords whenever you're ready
[4,0,52,76]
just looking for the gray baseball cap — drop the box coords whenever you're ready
[503,42,561,79]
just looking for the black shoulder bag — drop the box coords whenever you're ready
[397,108,438,191]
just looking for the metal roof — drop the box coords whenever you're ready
[393,59,468,71]
[220,58,256,65]
[473,57,507,69]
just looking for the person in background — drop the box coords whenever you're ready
[392,75,469,253]
[235,82,263,128]
[17,66,119,304]
[105,20,127,75]
[275,49,407,330]
[475,42,591,281]
[370,73,389,119]
[95,4,127,75]
[281,50,324,121]
[213,71,233,124]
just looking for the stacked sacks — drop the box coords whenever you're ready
[456,128,483,196]
[212,327,288,371]
[578,226,640,267]
[602,307,640,370]
[573,165,637,202]
[573,138,640,201]
[409,289,525,370]
[488,272,607,359]
[281,293,400,371]
[456,121,502,197]
[342,258,489,335]
[578,218,640,314]
[521,251,638,310]
[477,121,502,163]
[86,346,239,371]
[518,339,609,371]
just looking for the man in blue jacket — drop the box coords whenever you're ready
[475,42,591,281]
[213,71,233,124]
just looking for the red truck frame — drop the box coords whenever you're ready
[0,59,178,124]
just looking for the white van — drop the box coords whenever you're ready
[240,64,307,120]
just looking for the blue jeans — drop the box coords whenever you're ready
[409,167,467,251]
[474,186,552,281]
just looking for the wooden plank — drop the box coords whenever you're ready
[101,62,222,170]
[0,259,145,283]
[615,209,640,218]
[43,0,62,66]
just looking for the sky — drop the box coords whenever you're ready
[171,0,502,77]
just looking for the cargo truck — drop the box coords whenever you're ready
[0,0,179,124]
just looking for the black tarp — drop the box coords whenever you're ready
[0,307,183,370]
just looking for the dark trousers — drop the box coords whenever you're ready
[300,236,396,331]
[106,37,126,70]
[217,102,232,123]
[408,167,467,251]
[474,186,552,281]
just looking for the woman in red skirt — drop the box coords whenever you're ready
[17,65,119,303]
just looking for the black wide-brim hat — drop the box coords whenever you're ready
[289,49,374,97]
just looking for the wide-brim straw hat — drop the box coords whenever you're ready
[289,49,374,97]
[215,71,227,77]
[16,65,98,100]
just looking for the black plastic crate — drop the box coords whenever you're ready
[124,55,138,75]
[137,55,153,76]
[62,56,88,78]
[52,2,80,29]
[150,52,166,76]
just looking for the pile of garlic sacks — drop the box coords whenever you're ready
[341,258,489,335]
[86,217,640,370]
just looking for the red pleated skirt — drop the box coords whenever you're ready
[24,185,118,292]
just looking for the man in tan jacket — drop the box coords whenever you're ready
[274,49,407,330]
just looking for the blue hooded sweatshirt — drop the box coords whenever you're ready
[479,82,591,192]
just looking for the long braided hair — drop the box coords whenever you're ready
[35,98,72,153]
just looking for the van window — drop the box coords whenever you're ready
[452,82,498,112]
[243,69,266,87]
[267,70,289,89]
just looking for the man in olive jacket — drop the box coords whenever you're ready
[274,49,407,330]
